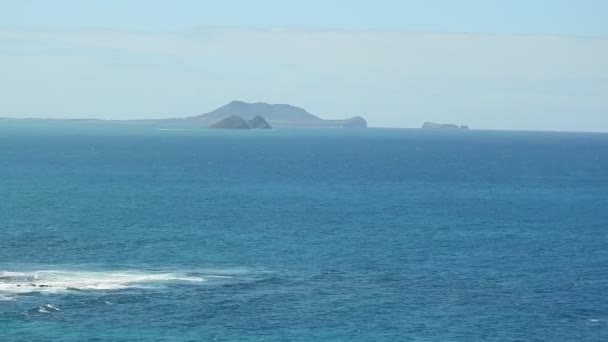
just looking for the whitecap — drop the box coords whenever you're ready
[0,271,30,279]
[0,294,15,301]
[0,269,213,297]
[45,304,60,311]
[36,304,60,313]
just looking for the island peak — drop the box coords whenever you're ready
[192,101,367,128]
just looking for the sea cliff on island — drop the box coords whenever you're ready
[422,122,469,130]
[210,115,272,130]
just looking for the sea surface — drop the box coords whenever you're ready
[1,121,607,341]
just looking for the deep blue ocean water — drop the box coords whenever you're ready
[1,121,607,341]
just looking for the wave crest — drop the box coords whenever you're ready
[0,269,215,298]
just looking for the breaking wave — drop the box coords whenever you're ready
[0,268,231,299]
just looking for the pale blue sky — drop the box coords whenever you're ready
[2,0,608,36]
[1,1,607,130]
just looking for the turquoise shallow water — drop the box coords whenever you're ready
[1,121,608,341]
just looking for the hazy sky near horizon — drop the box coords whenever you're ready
[1,0,607,130]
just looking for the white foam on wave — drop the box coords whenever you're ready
[46,304,60,311]
[37,304,60,313]
[0,269,214,298]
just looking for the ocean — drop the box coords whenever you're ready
[1,121,607,341]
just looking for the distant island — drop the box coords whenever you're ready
[210,115,272,130]
[184,101,367,129]
[0,101,368,129]
[422,122,469,130]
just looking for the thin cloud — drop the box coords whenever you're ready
[1,27,607,130]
